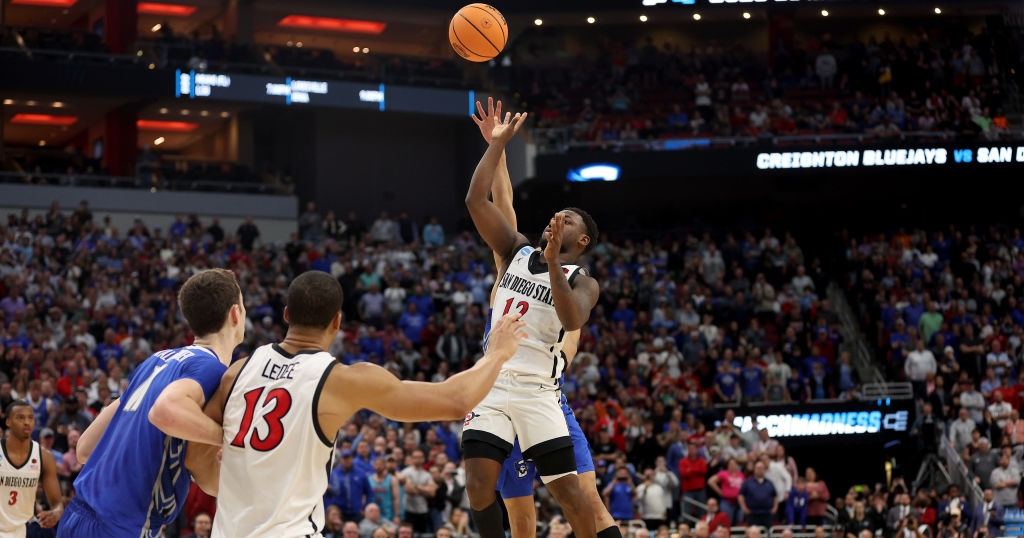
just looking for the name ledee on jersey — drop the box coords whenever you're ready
[260,360,298,381]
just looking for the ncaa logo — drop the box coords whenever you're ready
[516,459,529,479]
[464,411,479,427]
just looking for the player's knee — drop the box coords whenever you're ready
[466,471,497,503]
[530,444,576,478]
[508,510,537,538]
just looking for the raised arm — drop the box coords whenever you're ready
[466,110,530,265]
[342,314,526,422]
[474,98,520,305]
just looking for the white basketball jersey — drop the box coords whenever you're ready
[491,245,586,380]
[214,344,338,538]
[0,439,41,538]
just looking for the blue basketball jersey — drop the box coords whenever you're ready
[69,346,226,537]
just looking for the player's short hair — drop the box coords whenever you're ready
[178,269,242,337]
[564,207,598,253]
[285,271,344,329]
[5,400,31,417]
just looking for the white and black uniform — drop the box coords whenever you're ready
[0,439,42,538]
[463,244,588,480]
[214,344,338,538]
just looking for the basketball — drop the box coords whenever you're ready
[449,3,508,62]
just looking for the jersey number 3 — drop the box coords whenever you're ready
[230,387,292,451]
[8,491,16,505]
[501,298,529,317]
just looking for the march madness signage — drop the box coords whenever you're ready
[726,399,914,447]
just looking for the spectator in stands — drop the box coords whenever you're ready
[236,216,260,251]
[905,338,937,399]
[961,380,986,424]
[401,449,436,533]
[738,460,777,528]
[971,489,1003,537]
[708,458,745,525]
[358,503,394,538]
[299,201,322,242]
[604,464,637,522]
[327,449,373,523]
[804,468,830,526]
[970,438,999,489]
[679,442,708,518]
[637,468,668,530]
[422,217,445,247]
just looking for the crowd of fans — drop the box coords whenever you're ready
[0,198,996,538]
[517,24,1020,149]
[840,224,1024,536]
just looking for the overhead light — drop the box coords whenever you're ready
[180,109,190,115]
[277,15,386,35]
[877,8,885,15]
[38,140,46,147]
[137,2,197,16]
[362,47,369,53]
[352,46,360,53]
[743,12,751,19]
[51,101,64,108]
[586,16,595,24]
[136,119,198,132]
[26,100,37,106]
[692,13,701,20]
[159,107,168,114]
[220,111,230,118]
[199,110,209,117]
[821,9,829,16]
[934,7,941,13]
[639,15,648,22]
[11,113,78,126]
[2,99,12,105]
[286,40,294,46]
[534,18,542,26]
[137,50,144,57]
[148,63,156,69]
[296,41,303,47]
[151,23,162,32]
[153,137,165,145]
[11,0,77,7]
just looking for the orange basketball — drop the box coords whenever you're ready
[449,3,508,62]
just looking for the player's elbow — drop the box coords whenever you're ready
[148,396,179,435]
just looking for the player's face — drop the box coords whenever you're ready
[6,406,34,440]
[538,211,588,254]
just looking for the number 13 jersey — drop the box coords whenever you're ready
[491,245,586,381]
[215,344,338,538]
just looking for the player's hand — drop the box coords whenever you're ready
[486,313,528,360]
[491,111,527,144]
[472,97,503,143]
[37,507,62,528]
[543,212,564,263]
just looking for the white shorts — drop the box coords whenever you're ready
[462,370,571,460]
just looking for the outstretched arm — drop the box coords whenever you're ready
[474,98,519,305]
[466,110,530,266]
[345,314,526,421]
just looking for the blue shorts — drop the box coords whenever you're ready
[497,403,595,499]
[57,499,121,538]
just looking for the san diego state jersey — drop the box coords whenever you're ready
[0,439,41,537]
[215,344,338,538]
[490,244,587,380]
